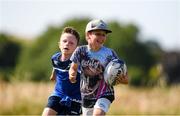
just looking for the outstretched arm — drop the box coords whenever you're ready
[69,62,78,83]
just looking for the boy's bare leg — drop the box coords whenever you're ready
[93,108,105,116]
[42,108,57,116]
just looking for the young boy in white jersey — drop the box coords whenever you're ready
[69,19,128,116]
[42,27,81,115]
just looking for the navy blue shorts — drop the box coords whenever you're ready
[46,96,82,115]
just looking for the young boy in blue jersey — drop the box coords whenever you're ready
[69,19,128,116]
[42,27,81,115]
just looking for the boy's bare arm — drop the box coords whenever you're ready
[69,62,78,83]
[50,69,56,81]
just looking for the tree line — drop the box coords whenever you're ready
[0,18,179,86]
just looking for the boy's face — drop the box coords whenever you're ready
[59,33,78,55]
[87,30,107,50]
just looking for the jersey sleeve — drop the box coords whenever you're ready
[70,47,81,64]
[51,52,61,68]
[111,49,126,63]
[111,49,119,59]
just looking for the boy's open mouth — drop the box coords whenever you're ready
[64,48,69,50]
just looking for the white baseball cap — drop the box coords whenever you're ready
[85,19,112,33]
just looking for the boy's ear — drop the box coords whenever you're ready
[85,32,90,41]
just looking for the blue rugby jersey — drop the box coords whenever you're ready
[51,52,81,104]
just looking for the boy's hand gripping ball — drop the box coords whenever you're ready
[104,59,127,86]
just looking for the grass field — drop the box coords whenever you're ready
[0,81,180,115]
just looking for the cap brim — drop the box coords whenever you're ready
[104,30,112,33]
[87,28,112,33]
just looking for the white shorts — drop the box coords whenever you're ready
[82,98,111,116]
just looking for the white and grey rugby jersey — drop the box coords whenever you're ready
[70,45,120,101]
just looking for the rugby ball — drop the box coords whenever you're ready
[104,59,127,86]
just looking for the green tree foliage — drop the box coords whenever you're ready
[0,33,22,81]
[162,51,180,85]
[12,18,162,86]
[14,18,89,81]
[14,26,61,81]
